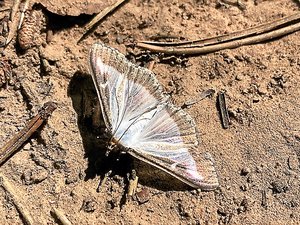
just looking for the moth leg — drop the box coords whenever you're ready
[96,170,112,192]
[105,149,111,157]
[126,169,139,201]
[115,149,127,161]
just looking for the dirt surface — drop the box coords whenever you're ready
[0,0,300,224]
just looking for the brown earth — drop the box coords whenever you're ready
[0,0,300,224]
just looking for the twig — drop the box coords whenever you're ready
[139,13,300,47]
[0,173,36,225]
[6,0,22,45]
[217,92,230,129]
[0,7,11,12]
[6,12,20,46]
[10,0,21,20]
[18,0,30,30]
[137,21,300,55]
[50,208,72,225]
[261,189,267,208]
[78,0,128,43]
[137,14,300,55]
[0,102,57,166]
[6,0,32,46]
[182,89,215,109]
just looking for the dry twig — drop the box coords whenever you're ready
[0,102,57,166]
[0,7,11,12]
[6,15,19,46]
[50,208,72,225]
[5,0,32,46]
[182,89,215,109]
[140,13,300,47]
[10,0,21,20]
[78,0,128,43]
[137,13,300,55]
[18,0,30,30]
[217,92,230,129]
[6,0,22,45]
[0,173,36,225]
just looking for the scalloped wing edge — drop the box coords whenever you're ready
[128,148,219,190]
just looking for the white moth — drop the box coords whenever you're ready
[89,43,219,190]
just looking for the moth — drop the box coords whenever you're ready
[89,43,219,190]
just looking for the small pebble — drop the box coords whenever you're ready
[116,35,125,44]
[240,184,249,191]
[81,198,97,213]
[190,189,198,195]
[288,156,299,171]
[258,86,268,95]
[217,208,228,216]
[53,160,66,170]
[271,181,288,194]
[135,188,150,204]
[235,74,243,81]
[246,174,254,183]
[22,167,48,185]
[23,142,31,150]
[241,167,251,176]
[106,198,117,210]
[65,173,79,184]
[252,97,260,103]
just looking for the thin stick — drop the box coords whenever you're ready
[6,12,20,46]
[18,0,30,30]
[78,0,128,43]
[0,173,36,225]
[182,89,215,109]
[51,208,72,225]
[6,0,31,46]
[217,92,230,129]
[0,7,11,12]
[0,102,57,166]
[139,13,300,47]
[136,21,300,55]
[10,0,21,20]
[261,189,267,208]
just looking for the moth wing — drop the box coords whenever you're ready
[129,148,219,190]
[89,43,166,135]
[89,43,219,190]
[127,104,219,190]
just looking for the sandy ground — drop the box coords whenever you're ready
[0,0,300,224]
